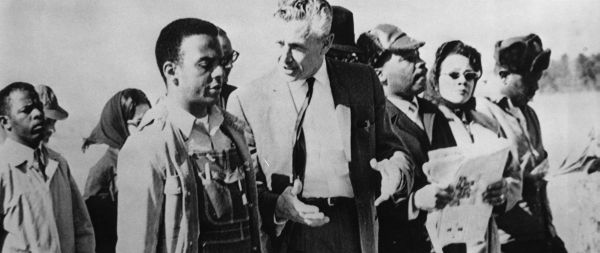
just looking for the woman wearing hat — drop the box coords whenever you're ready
[81,88,151,253]
[423,40,523,253]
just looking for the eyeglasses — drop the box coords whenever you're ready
[221,50,239,68]
[442,71,480,81]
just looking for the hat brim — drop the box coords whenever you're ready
[389,37,425,52]
[331,44,362,54]
[45,107,68,120]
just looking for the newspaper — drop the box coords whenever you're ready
[423,139,511,250]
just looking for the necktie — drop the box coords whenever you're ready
[34,147,47,180]
[292,77,315,185]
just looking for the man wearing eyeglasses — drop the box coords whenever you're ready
[357,24,456,253]
[217,27,240,108]
[491,34,567,253]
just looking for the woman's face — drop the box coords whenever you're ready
[126,103,150,135]
[438,54,479,105]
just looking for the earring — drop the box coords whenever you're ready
[173,78,179,86]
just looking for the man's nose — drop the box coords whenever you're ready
[416,60,426,71]
[280,45,293,64]
[211,64,225,85]
[32,108,44,120]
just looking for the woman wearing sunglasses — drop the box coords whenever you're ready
[81,88,151,253]
[423,40,522,253]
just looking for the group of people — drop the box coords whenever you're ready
[0,0,568,253]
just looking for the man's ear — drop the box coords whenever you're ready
[162,61,178,86]
[375,68,386,84]
[0,115,11,131]
[321,33,334,55]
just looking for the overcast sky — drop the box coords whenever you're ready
[1,0,599,131]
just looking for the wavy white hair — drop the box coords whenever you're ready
[274,0,332,39]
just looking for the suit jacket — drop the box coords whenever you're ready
[220,83,237,109]
[227,58,413,253]
[378,97,455,253]
[491,100,556,242]
[116,104,261,253]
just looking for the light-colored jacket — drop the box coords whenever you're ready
[116,103,261,253]
[0,139,95,253]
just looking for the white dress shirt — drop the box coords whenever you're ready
[286,58,354,198]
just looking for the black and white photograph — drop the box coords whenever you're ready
[0,0,599,252]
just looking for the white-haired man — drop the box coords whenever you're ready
[227,0,414,252]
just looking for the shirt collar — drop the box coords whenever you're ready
[165,101,225,139]
[387,95,420,115]
[288,57,329,87]
[1,138,36,167]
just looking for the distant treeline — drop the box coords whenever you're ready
[539,53,600,93]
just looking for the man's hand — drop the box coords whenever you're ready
[414,184,455,211]
[482,179,507,206]
[274,179,330,227]
[370,158,402,206]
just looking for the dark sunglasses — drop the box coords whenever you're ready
[221,50,240,67]
[443,71,480,81]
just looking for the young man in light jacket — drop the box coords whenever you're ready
[0,81,95,253]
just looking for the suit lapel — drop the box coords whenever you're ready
[327,59,352,162]
[387,100,430,148]
[45,159,59,184]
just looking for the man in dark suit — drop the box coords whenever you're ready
[216,27,239,108]
[227,1,414,252]
[358,24,456,253]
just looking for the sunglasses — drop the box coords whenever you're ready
[442,71,480,81]
[221,50,239,68]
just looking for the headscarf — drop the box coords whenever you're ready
[82,89,148,151]
[424,40,482,105]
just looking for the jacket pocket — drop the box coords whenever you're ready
[163,175,183,240]
[202,177,249,225]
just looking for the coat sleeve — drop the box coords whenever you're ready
[66,163,96,253]
[116,136,165,253]
[227,91,280,237]
[370,69,415,203]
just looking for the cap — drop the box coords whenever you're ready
[36,84,68,120]
[494,33,551,74]
[329,6,361,53]
[357,24,425,66]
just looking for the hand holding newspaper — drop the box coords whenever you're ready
[422,139,511,251]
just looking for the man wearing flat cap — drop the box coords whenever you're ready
[358,24,456,253]
[36,84,69,144]
[326,5,362,63]
[490,34,567,253]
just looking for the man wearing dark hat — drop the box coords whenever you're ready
[36,84,69,144]
[357,24,456,253]
[492,34,567,253]
[326,5,362,63]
